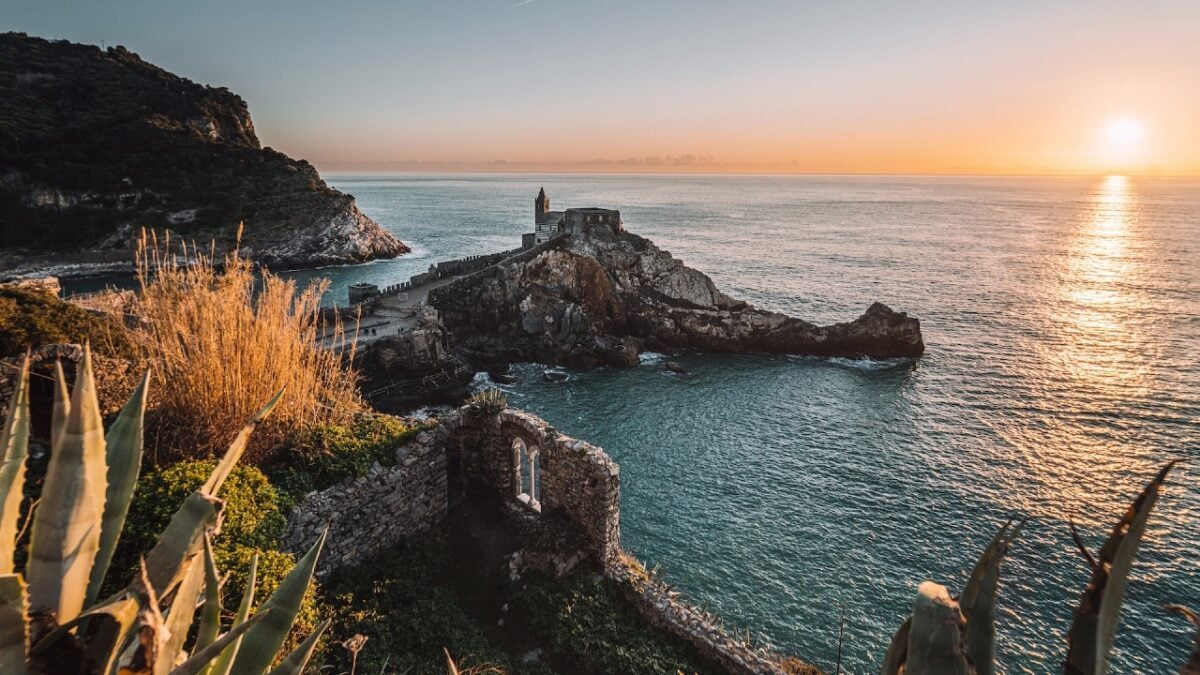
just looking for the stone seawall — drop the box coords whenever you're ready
[283,434,448,574]
[613,558,813,675]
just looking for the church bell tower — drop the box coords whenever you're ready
[535,187,549,222]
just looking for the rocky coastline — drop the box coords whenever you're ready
[424,220,922,369]
[358,220,923,404]
[0,33,408,276]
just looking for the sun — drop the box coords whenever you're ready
[1105,118,1144,145]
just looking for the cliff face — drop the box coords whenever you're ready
[0,33,407,270]
[428,221,925,367]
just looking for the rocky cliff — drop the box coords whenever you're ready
[0,33,407,272]
[427,221,924,367]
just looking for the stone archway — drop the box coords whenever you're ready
[511,436,541,512]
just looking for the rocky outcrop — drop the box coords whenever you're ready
[428,221,924,367]
[355,307,474,409]
[0,32,407,274]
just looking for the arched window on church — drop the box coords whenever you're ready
[511,437,541,512]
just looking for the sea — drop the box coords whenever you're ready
[97,174,1200,672]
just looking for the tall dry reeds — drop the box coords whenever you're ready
[132,228,362,461]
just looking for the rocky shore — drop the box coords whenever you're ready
[0,33,407,276]
[422,220,923,371]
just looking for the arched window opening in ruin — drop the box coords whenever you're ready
[511,437,541,512]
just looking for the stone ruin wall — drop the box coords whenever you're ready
[282,405,620,573]
[439,407,621,569]
[282,404,799,674]
[282,430,448,575]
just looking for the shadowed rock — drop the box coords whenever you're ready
[428,221,924,368]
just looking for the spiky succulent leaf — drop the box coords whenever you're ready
[143,491,222,599]
[50,360,69,449]
[1166,605,1200,675]
[1066,462,1176,675]
[266,619,330,675]
[194,536,222,657]
[156,554,206,675]
[200,388,285,498]
[905,582,972,675]
[230,529,325,675]
[168,609,271,675]
[87,369,151,605]
[31,560,157,675]
[207,552,258,675]
[960,518,1025,675]
[37,591,140,674]
[0,574,28,674]
[26,345,108,627]
[880,616,910,675]
[0,356,30,574]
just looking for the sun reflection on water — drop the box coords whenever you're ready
[991,175,1165,523]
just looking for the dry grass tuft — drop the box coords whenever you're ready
[132,228,362,461]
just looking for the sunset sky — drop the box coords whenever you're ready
[6,0,1200,174]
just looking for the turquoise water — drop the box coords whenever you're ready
[311,174,1198,673]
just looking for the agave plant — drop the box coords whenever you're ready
[467,388,507,416]
[0,347,328,675]
[882,462,1188,675]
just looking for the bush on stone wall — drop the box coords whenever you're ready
[0,286,134,357]
[270,412,427,507]
[512,570,716,675]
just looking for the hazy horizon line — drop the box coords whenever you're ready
[316,165,1200,179]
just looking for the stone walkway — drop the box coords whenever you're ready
[319,274,461,350]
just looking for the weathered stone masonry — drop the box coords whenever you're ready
[283,405,805,674]
[283,405,620,574]
[281,432,449,573]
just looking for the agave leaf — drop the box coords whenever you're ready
[960,518,1026,675]
[156,553,206,675]
[266,619,330,675]
[200,388,285,498]
[444,647,461,675]
[50,360,69,449]
[880,616,910,675]
[0,356,30,574]
[87,369,152,605]
[194,536,222,656]
[1165,605,1200,675]
[905,582,971,675]
[143,491,223,599]
[168,609,271,675]
[230,529,325,675]
[1066,461,1177,675]
[31,561,154,675]
[26,345,108,627]
[0,574,28,674]
[207,552,258,675]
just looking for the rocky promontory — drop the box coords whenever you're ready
[426,220,924,369]
[0,33,407,275]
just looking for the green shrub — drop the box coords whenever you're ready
[512,571,716,675]
[269,413,426,508]
[115,458,320,656]
[123,459,285,555]
[0,286,133,357]
[319,537,515,674]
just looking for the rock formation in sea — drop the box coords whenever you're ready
[0,33,408,274]
[423,219,924,370]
